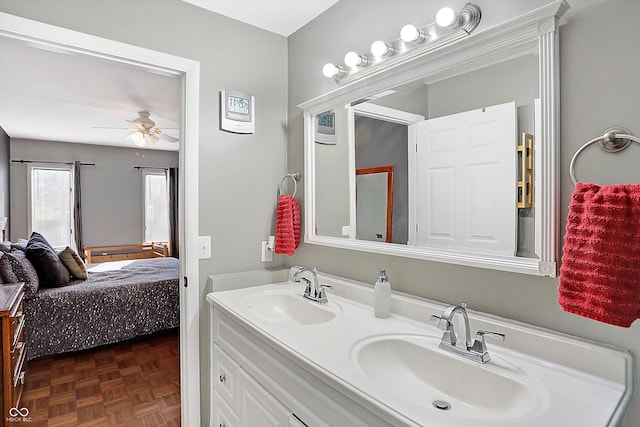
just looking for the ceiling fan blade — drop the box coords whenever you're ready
[159,133,179,143]
[91,126,133,130]
[126,120,146,132]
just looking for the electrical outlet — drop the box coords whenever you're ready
[198,235,211,259]
[261,241,273,262]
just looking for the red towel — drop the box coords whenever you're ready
[274,195,300,256]
[558,182,640,327]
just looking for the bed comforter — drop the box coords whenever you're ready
[25,257,180,360]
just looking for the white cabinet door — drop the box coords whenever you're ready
[410,101,517,256]
[238,370,289,427]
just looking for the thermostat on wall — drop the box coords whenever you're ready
[220,89,255,134]
[315,110,336,144]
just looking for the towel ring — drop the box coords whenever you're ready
[280,172,301,197]
[569,127,640,185]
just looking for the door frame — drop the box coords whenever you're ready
[0,12,201,425]
[348,102,424,243]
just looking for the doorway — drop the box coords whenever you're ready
[0,12,201,425]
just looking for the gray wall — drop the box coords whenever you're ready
[0,126,8,228]
[288,0,640,425]
[0,1,288,425]
[9,139,178,245]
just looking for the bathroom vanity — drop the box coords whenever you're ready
[207,269,632,427]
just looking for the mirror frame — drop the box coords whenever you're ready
[299,1,569,277]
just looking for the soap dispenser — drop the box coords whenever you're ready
[374,269,391,318]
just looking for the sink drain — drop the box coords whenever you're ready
[432,400,451,411]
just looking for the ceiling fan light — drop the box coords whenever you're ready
[147,134,159,144]
[130,131,146,146]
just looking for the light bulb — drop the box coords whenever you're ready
[130,131,146,147]
[436,7,458,27]
[370,41,393,58]
[147,134,159,144]
[322,63,339,78]
[400,24,424,43]
[344,51,367,68]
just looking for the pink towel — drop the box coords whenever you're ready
[558,182,640,327]
[274,195,300,256]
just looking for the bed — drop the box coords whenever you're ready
[25,257,180,360]
[0,234,180,360]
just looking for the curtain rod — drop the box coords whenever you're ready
[11,159,95,166]
[133,166,172,170]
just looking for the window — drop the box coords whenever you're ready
[144,171,169,244]
[28,164,74,249]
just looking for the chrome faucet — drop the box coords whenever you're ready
[430,303,505,363]
[292,267,328,304]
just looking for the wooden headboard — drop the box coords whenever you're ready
[83,242,168,263]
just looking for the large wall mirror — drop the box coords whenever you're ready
[300,2,568,276]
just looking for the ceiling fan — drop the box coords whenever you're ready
[95,111,179,147]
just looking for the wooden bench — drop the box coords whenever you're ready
[83,243,168,263]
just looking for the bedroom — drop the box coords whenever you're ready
[2,0,640,427]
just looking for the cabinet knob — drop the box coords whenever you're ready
[19,371,25,385]
[219,424,225,427]
[219,373,225,383]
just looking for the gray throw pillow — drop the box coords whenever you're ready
[0,250,40,298]
[11,239,28,252]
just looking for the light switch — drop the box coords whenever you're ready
[198,235,211,259]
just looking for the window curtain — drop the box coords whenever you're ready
[73,161,83,252]
[166,167,179,258]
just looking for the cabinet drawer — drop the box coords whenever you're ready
[213,344,239,412]
[11,297,25,349]
[213,390,239,427]
[11,327,26,376]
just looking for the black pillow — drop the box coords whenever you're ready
[29,231,54,249]
[25,241,70,287]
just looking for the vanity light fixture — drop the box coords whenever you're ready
[436,7,458,27]
[344,51,368,68]
[400,24,426,43]
[370,40,394,58]
[322,63,346,78]
[437,4,481,31]
[321,3,481,83]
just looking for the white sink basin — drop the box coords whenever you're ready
[242,289,342,325]
[352,334,539,420]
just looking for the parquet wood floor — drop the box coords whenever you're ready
[20,329,181,427]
